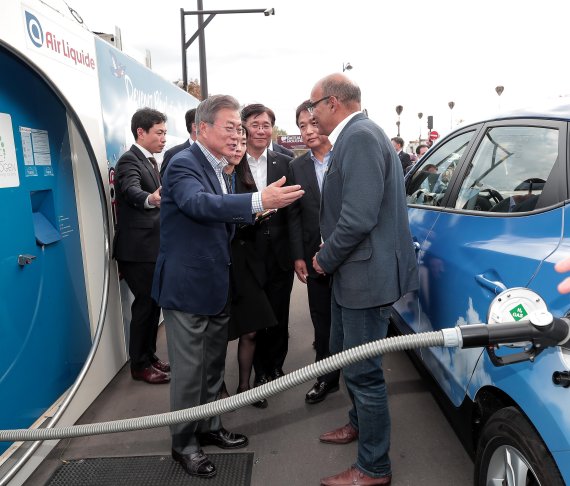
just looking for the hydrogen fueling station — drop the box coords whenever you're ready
[3,1,570,485]
[0,1,197,482]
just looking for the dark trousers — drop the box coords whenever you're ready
[118,261,161,370]
[307,274,340,386]
[164,308,228,454]
[253,250,294,378]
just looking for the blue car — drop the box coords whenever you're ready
[392,103,570,485]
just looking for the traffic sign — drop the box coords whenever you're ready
[429,130,439,141]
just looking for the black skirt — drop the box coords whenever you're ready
[228,231,277,341]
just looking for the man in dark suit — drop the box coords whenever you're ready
[151,95,304,479]
[288,100,339,405]
[310,74,419,486]
[391,136,412,174]
[269,139,295,157]
[240,103,294,387]
[114,108,170,384]
[160,108,197,177]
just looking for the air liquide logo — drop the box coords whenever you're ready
[23,8,96,71]
[25,11,43,48]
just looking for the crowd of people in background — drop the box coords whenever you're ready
[112,73,420,485]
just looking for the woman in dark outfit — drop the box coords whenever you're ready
[221,130,277,407]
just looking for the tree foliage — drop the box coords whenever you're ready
[272,125,287,140]
[186,78,203,100]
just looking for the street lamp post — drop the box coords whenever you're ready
[495,85,504,111]
[180,3,275,99]
[417,112,423,142]
[342,62,352,72]
[395,105,403,137]
[448,101,455,129]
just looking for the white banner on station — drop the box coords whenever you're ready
[0,113,20,188]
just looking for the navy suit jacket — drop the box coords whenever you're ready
[318,113,419,308]
[151,143,254,315]
[160,139,191,177]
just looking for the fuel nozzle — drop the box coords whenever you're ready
[553,371,570,388]
[446,288,570,366]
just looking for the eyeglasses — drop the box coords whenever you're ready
[248,123,273,131]
[307,96,334,114]
[208,123,243,135]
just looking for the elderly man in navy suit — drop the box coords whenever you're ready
[309,74,419,486]
[151,95,303,479]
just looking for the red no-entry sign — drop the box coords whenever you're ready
[429,130,440,141]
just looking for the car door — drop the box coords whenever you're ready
[417,119,566,406]
[394,128,480,358]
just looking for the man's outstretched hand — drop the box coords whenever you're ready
[261,176,304,209]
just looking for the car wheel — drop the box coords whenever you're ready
[475,406,564,486]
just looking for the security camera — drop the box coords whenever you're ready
[264,8,275,16]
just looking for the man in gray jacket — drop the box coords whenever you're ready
[309,73,419,486]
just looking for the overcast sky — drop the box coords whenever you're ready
[55,0,570,143]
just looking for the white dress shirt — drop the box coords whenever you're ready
[247,149,268,191]
[134,142,159,209]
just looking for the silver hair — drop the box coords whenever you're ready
[195,95,240,127]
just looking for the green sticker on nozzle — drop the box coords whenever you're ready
[509,304,528,321]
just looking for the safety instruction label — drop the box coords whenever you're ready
[0,113,20,188]
[20,126,52,176]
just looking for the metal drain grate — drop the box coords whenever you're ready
[46,453,254,485]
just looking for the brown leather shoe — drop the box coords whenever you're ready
[319,423,358,444]
[131,366,170,384]
[320,466,391,485]
[151,356,170,373]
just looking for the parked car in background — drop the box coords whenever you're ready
[392,102,570,485]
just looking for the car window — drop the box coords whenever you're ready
[407,131,475,207]
[455,126,558,213]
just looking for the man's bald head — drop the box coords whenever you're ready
[309,73,362,136]
[314,73,361,109]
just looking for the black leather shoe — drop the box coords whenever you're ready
[172,449,216,478]
[251,397,268,408]
[237,386,268,409]
[151,356,170,373]
[305,382,339,404]
[197,427,249,449]
[254,374,270,386]
[271,368,285,379]
[131,366,170,384]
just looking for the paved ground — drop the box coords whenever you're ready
[25,280,473,485]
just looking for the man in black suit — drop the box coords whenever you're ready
[269,139,295,157]
[241,103,294,388]
[114,108,170,384]
[391,136,412,174]
[160,108,197,177]
[288,101,339,404]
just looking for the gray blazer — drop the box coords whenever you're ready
[318,113,419,309]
